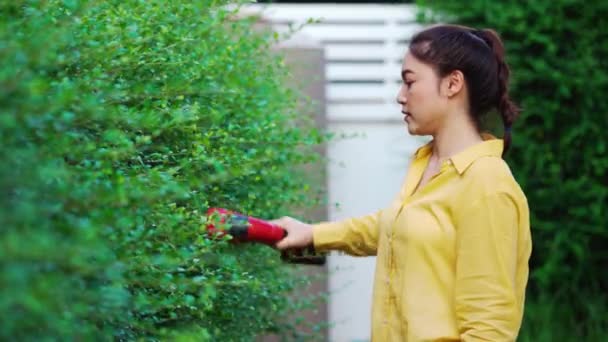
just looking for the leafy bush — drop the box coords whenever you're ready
[416,1,608,340]
[1,0,324,340]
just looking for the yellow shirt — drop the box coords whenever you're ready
[312,137,532,341]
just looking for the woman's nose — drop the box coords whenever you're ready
[396,87,407,105]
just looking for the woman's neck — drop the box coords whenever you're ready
[431,115,482,161]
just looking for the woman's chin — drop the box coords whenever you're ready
[406,123,419,135]
[405,122,430,136]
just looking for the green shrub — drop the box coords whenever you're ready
[1,0,324,340]
[416,1,608,340]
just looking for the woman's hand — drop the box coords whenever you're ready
[269,216,314,250]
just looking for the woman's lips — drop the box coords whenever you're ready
[402,111,411,122]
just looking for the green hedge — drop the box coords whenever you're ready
[1,0,324,340]
[416,1,608,340]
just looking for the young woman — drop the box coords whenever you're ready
[272,24,532,341]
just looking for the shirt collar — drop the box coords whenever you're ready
[413,133,504,175]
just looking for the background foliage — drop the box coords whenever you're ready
[417,1,608,340]
[0,0,325,340]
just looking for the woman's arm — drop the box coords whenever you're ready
[271,210,382,257]
[454,191,527,341]
[274,173,409,256]
[312,211,382,256]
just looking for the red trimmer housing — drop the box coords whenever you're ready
[205,207,325,265]
[206,208,286,245]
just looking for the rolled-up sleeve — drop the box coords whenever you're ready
[312,211,381,256]
[454,192,522,341]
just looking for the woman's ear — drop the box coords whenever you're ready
[442,70,465,98]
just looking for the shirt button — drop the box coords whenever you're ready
[385,276,390,284]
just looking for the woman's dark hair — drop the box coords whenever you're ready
[409,24,520,156]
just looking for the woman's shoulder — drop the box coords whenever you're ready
[461,155,525,199]
[465,154,512,176]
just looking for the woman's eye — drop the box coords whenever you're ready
[405,81,414,88]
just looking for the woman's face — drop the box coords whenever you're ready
[397,52,449,136]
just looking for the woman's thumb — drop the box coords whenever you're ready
[275,236,291,250]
